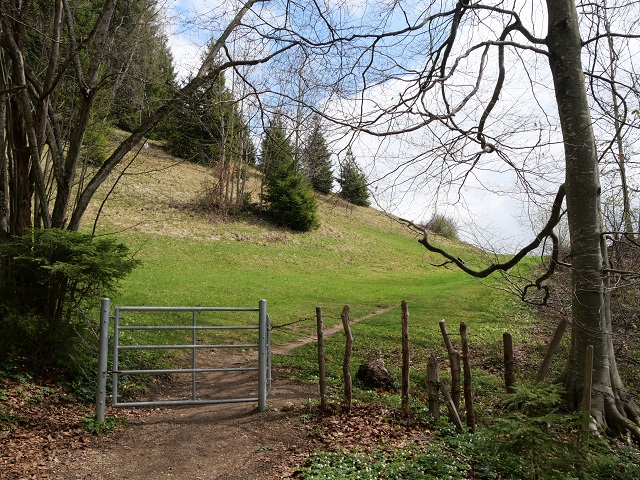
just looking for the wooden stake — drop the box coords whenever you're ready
[439,320,461,410]
[460,322,475,432]
[503,332,515,394]
[341,305,353,413]
[316,306,327,412]
[427,355,440,420]
[581,345,594,435]
[535,318,567,384]
[440,383,464,432]
[401,300,410,413]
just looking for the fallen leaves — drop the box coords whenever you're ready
[1,375,109,479]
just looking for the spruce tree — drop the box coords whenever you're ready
[338,147,370,207]
[303,120,334,194]
[262,118,319,231]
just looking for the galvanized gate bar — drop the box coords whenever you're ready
[118,325,258,330]
[116,306,260,312]
[118,367,258,374]
[114,397,261,408]
[116,344,259,350]
[95,299,270,421]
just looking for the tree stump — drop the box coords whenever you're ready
[356,357,397,392]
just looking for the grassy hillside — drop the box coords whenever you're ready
[82,137,534,357]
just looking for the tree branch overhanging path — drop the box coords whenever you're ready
[0,0,286,235]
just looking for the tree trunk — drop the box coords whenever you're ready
[546,0,640,437]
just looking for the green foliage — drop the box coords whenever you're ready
[0,229,139,372]
[300,445,470,479]
[81,416,127,436]
[0,409,31,432]
[81,123,111,165]
[263,173,320,231]
[426,213,459,240]
[262,117,319,231]
[338,147,370,207]
[163,67,251,167]
[163,78,231,163]
[472,383,606,479]
[108,6,177,133]
[303,119,334,194]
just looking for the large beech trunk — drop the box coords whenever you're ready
[546,0,640,437]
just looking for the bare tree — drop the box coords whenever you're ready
[246,0,640,436]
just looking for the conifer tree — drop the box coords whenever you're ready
[338,147,370,207]
[262,118,319,231]
[303,120,333,194]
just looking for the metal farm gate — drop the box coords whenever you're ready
[95,299,271,422]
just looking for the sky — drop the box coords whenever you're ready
[161,0,639,253]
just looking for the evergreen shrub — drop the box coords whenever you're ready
[0,229,139,373]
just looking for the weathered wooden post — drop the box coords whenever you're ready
[535,318,568,384]
[581,345,594,436]
[427,355,440,420]
[440,383,464,432]
[503,332,515,393]
[316,306,328,412]
[439,320,461,411]
[341,305,353,413]
[460,322,475,432]
[401,300,410,413]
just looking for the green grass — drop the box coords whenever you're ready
[83,141,549,388]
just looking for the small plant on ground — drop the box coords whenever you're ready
[300,445,471,479]
[81,416,127,436]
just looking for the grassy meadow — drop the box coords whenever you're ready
[83,138,546,380]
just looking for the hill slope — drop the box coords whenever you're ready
[83,137,523,350]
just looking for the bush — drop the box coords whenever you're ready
[0,229,139,373]
[426,213,458,240]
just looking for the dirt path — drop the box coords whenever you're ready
[47,306,398,479]
[272,304,399,355]
[52,369,316,479]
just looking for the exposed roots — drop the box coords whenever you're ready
[589,390,640,442]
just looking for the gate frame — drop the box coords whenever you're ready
[95,298,270,422]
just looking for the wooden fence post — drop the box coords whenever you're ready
[439,320,461,411]
[341,305,353,413]
[535,318,568,384]
[503,333,515,393]
[581,345,594,436]
[460,322,475,432]
[427,355,440,420]
[401,300,410,413]
[440,383,464,432]
[316,306,328,412]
